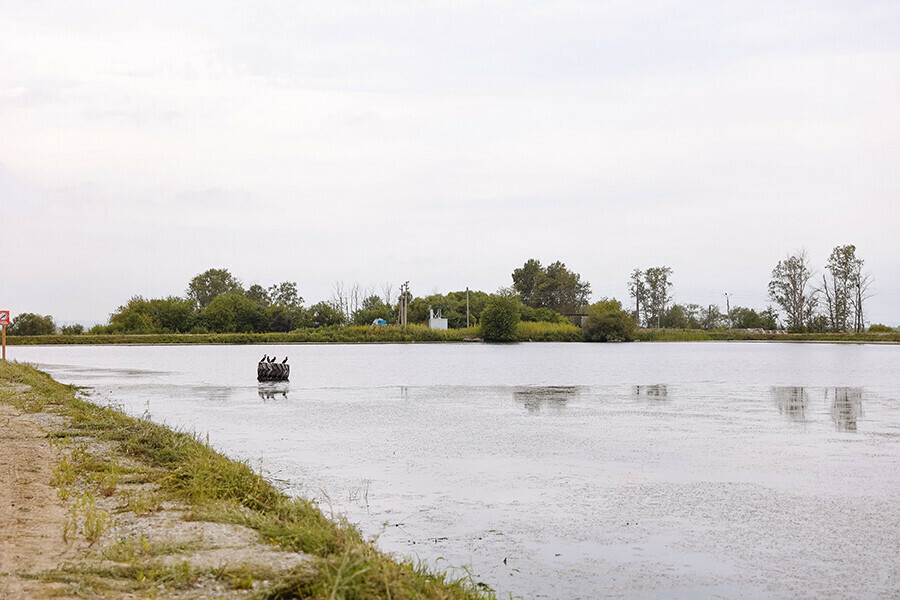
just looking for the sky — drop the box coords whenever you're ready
[1,1,898,326]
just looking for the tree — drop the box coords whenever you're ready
[187,268,244,309]
[268,281,303,307]
[246,284,271,307]
[627,269,646,326]
[352,295,394,325]
[60,324,84,335]
[730,306,778,330]
[511,259,543,307]
[644,266,673,328]
[768,250,817,331]
[511,259,591,314]
[203,293,265,333]
[583,299,637,342]
[821,244,872,333]
[309,301,345,328]
[480,295,521,342]
[8,313,56,335]
[265,304,306,332]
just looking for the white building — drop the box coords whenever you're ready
[428,307,448,330]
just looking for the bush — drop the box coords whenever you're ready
[869,323,895,333]
[583,299,637,342]
[8,313,56,335]
[60,324,84,335]
[479,295,520,342]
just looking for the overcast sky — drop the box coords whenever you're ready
[2,1,898,326]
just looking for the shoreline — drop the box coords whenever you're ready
[6,330,899,346]
[0,361,498,600]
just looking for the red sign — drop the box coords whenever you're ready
[0,311,9,326]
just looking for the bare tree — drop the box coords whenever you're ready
[381,282,394,307]
[768,249,817,330]
[330,280,348,319]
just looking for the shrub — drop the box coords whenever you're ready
[479,295,520,342]
[869,323,895,333]
[583,298,637,342]
[8,313,56,335]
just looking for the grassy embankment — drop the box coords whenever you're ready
[635,329,900,342]
[0,360,500,599]
[6,322,583,345]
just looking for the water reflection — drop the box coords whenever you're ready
[774,387,809,422]
[514,386,578,413]
[258,383,289,401]
[633,384,668,400]
[772,387,863,431]
[830,387,863,432]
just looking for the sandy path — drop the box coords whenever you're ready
[0,404,80,599]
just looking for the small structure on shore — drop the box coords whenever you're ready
[428,307,448,330]
[258,356,290,381]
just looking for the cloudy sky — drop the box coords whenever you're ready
[2,1,898,325]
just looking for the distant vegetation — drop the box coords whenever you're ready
[7,247,896,344]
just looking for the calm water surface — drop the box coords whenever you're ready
[10,342,900,599]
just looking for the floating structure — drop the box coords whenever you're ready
[258,356,290,381]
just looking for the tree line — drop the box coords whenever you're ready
[6,248,893,339]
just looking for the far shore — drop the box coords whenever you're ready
[6,328,899,346]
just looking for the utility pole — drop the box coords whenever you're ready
[466,287,470,328]
[399,281,410,329]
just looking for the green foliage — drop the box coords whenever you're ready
[406,290,489,328]
[512,259,591,314]
[203,294,265,333]
[60,324,84,335]
[108,296,197,334]
[519,305,570,324]
[265,304,307,333]
[309,301,346,328]
[352,295,394,325]
[869,323,895,333]
[245,284,271,307]
[480,295,521,342]
[268,281,303,307]
[186,267,244,309]
[583,298,637,342]
[515,321,582,341]
[730,306,778,329]
[8,312,56,335]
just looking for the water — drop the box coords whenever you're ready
[9,342,900,599]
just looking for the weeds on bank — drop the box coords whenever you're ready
[2,361,497,600]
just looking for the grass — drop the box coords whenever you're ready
[0,360,500,600]
[636,328,900,343]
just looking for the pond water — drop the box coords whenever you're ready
[10,342,900,599]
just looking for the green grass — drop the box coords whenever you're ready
[635,329,900,342]
[514,321,582,341]
[0,360,499,600]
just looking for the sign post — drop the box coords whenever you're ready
[0,310,9,361]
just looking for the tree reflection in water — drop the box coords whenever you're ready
[258,383,289,401]
[772,386,863,431]
[514,386,578,413]
[774,386,809,422]
[633,384,668,399]
[830,387,863,432]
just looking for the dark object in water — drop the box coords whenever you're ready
[258,360,290,381]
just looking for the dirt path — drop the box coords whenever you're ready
[0,396,310,599]
[0,404,80,599]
